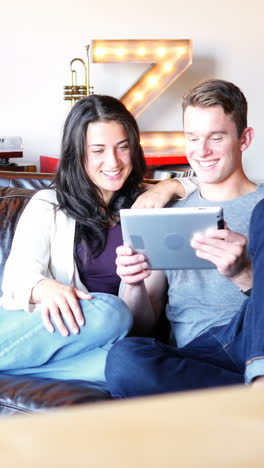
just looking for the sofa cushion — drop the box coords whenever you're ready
[0,374,111,415]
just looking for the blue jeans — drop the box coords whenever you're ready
[0,293,132,386]
[105,199,264,398]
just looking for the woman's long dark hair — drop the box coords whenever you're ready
[54,94,146,257]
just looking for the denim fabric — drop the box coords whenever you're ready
[105,199,264,397]
[105,334,244,398]
[246,197,264,381]
[0,293,132,383]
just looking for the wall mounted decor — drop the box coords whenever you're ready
[64,39,193,164]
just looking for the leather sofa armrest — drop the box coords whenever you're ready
[0,171,54,190]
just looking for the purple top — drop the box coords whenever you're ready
[75,224,123,296]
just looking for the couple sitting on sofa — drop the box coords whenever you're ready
[1,79,264,396]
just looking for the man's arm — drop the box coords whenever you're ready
[116,246,167,335]
[191,225,252,291]
[133,177,199,209]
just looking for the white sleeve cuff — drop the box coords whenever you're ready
[177,177,199,199]
[245,358,264,383]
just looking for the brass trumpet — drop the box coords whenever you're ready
[64,47,93,106]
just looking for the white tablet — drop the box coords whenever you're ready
[120,206,224,270]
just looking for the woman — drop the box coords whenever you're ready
[0,95,196,384]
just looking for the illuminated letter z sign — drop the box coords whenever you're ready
[92,39,192,161]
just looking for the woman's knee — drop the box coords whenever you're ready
[79,293,133,338]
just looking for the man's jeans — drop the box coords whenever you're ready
[0,293,132,384]
[105,199,264,398]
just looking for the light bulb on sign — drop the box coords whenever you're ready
[157,47,166,57]
[154,138,165,148]
[175,137,185,148]
[134,92,143,101]
[94,47,105,58]
[148,76,159,87]
[177,47,186,56]
[116,48,126,57]
[163,63,173,72]
[138,47,147,56]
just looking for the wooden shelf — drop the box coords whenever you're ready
[0,163,36,172]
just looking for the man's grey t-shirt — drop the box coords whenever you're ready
[166,184,264,348]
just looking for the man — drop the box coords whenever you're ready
[105,79,264,397]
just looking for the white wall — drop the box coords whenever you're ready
[1,0,263,180]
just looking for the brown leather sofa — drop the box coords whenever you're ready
[0,171,111,416]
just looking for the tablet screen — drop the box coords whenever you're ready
[120,206,224,270]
